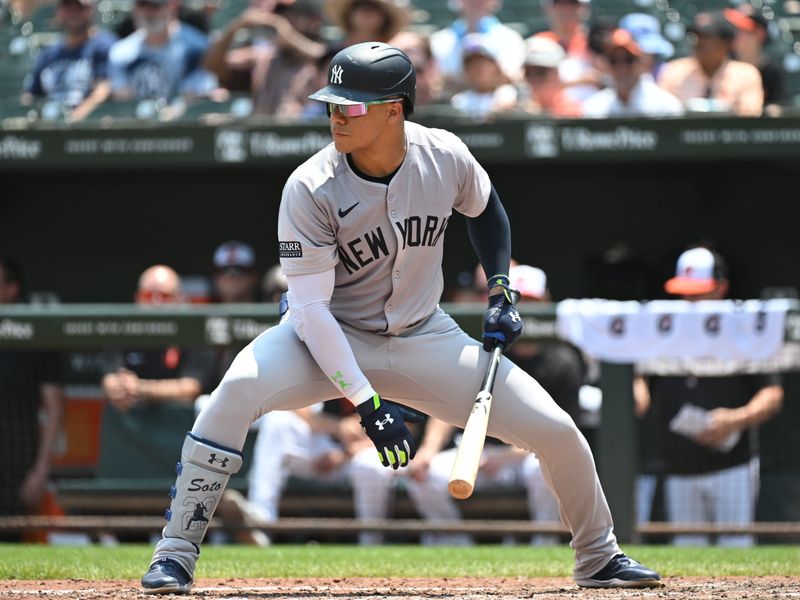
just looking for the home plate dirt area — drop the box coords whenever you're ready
[0,577,798,599]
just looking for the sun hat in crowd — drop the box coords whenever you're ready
[618,12,674,59]
[325,0,410,40]
[524,34,566,68]
[607,28,644,57]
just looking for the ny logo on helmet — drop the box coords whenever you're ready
[375,413,394,431]
[331,65,343,85]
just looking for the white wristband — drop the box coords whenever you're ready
[349,384,378,407]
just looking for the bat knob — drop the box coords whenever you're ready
[448,479,473,500]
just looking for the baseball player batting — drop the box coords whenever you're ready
[140,42,662,594]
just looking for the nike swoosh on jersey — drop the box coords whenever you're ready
[338,202,359,218]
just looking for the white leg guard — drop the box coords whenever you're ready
[151,433,242,575]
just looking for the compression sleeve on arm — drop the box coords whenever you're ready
[465,184,511,284]
[286,269,377,406]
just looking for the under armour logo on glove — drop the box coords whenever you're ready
[483,288,523,352]
[357,395,424,469]
[375,414,394,430]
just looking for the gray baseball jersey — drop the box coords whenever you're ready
[278,121,491,334]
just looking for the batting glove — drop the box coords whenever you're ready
[356,395,422,469]
[482,279,523,352]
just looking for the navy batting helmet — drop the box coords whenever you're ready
[309,41,416,114]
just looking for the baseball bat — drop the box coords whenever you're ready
[448,344,503,500]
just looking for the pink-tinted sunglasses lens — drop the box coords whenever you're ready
[328,103,368,117]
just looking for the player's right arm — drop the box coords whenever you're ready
[278,174,418,469]
[285,268,419,469]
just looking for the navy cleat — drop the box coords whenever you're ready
[141,557,193,595]
[576,553,663,589]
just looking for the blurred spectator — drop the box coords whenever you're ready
[207,241,261,394]
[430,0,526,95]
[204,0,326,116]
[636,245,783,546]
[210,240,260,304]
[8,0,44,19]
[618,12,674,80]
[582,28,684,118]
[261,262,288,302]
[115,0,210,38]
[108,0,218,104]
[449,33,517,121]
[101,264,215,412]
[19,0,117,122]
[657,10,763,116]
[518,34,582,117]
[724,6,788,116]
[0,258,65,534]
[389,30,445,109]
[584,14,616,88]
[537,0,603,102]
[325,0,410,49]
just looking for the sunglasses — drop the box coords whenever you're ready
[326,98,403,117]
[136,289,178,303]
[525,66,554,79]
[608,55,637,66]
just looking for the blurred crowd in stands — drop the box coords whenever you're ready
[1,0,799,123]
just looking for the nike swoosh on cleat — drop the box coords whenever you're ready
[338,202,359,218]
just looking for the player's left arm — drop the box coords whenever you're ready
[465,184,522,352]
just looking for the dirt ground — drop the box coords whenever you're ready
[0,577,798,599]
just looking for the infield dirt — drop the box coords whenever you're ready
[1,577,798,599]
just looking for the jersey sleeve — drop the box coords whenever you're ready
[450,133,492,218]
[107,42,129,94]
[277,174,339,276]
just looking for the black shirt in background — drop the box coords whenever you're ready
[647,372,781,475]
[107,346,216,396]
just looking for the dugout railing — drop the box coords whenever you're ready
[1,301,799,544]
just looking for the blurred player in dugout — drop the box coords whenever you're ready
[635,245,783,546]
[0,257,65,540]
[101,264,215,413]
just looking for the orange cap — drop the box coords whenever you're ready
[723,8,759,33]
[608,28,643,57]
